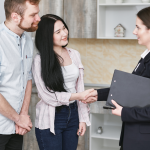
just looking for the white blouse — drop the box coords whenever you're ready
[135,49,150,72]
[141,49,150,59]
[61,62,79,103]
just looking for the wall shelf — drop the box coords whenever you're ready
[90,110,122,150]
[99,3,150,6]
[90,137,121,150]
[91,126,121,140]
[97,0,150,39]
[97,37,136,39]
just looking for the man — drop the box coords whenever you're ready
[0,0,41,149]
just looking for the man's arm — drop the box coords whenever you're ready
[16,80,32,135]
[0,94,20,122]
[20,80,32,115]
[0,93,32,131]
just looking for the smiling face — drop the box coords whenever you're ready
[18,1,41,32]
[133,17,150,46]
[53,20,68,47]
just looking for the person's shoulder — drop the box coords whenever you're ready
[24,32,33,44]
[66,47,81,56]
[24,32,32,39]
[24,33,34,52]
[33,54,41,63]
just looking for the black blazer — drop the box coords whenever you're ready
[97,52,150,150]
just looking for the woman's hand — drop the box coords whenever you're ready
[82,96,98,104]
[77,122,86,136]
[111,100,123,116]
[78,89,94,101]
[70,89,94,101]
[84,90,98,99]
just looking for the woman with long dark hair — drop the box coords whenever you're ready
[84,6,150,150]
[32,14,96,150]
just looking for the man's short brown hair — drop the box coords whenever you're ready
[4,0,40,20]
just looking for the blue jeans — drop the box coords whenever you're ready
[35,101,79,150]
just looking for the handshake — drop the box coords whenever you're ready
[13,89,98,135]
[78,89,98,104]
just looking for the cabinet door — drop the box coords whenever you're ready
[31,0,64,37]
[64,0,97,38]
[39,0,64,18]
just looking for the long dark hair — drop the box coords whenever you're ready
[137,7,150,29]
[35,14,69,93]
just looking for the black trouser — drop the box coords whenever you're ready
[0,134,23,150]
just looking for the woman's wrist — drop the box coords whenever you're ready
[70,93,80,101]
[79,122,86,124]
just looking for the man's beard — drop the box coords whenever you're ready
[18,18,39,32]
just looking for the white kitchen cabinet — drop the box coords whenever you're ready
[97,0,150,39]
[89,103,122,150]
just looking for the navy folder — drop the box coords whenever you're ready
[105,70,150,109]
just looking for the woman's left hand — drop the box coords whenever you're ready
[111,100,123,116]
[77,122,86,136]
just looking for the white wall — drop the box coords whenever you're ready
[0,0,5,23]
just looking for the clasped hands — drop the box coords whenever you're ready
[15,113,32,135]
[78,89,98,104]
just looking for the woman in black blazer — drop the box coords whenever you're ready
[83,7,150,150]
